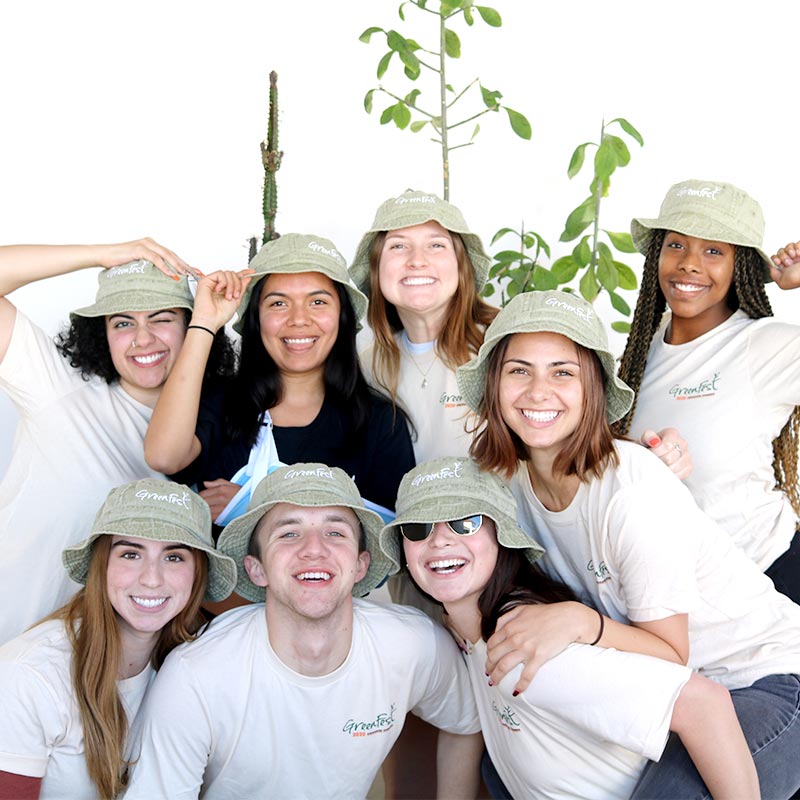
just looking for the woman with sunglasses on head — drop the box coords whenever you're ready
[0,240,235,645]
[615,179,800,602]
[456,289,800,798]
[145,233,414,539]
[0,477,237,800]
[381,457,758,800]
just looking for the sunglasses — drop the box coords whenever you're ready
[400,515,484,542]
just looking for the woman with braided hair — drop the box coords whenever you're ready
[615,179,800,603]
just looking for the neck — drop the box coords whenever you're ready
[396,308,444,344]
[119,380,161,409]
[525,455,581,512]
[117,626,158,679]
[443,600,483,645]
[270,371,326,426]
[265,599,354,677]
[666,306,735,345]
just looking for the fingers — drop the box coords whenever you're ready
[641,427,693,480]
[104,238,202,280]
[771,241,800,270]
[202,269,255,301]
[199,480,239,519]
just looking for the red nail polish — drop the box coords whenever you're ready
[488,679,494,687]
[512,690,519,697]
[648,436,660,447]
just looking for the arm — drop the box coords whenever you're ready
[770,240,800,289]
[0,772,41,800]
[670,673,759,800]
[144,270,251,474]
[436,731,482,800]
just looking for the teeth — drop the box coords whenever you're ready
[132,596,167,608]
[132,352,165,365]
[522,410,559,422]
[284,337,316,344]
[297,571,331,581]
[429,558,466,574]
[402,277,435,286]
[674,282,705,293]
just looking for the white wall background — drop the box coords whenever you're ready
[1,0,797,474]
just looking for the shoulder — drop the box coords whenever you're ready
[0,620,73,691]
[746,314,800,350]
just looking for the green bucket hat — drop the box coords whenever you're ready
[62,478,237,603]
[216,463,391,601]
[380,457,544,575]
[233,233,368,335]
[71,260,194,319]
[349,189,491,295]
[631,179,773,282]
[456,290,634,424]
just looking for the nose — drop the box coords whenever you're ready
[427,521,456,548]
[677,244,701,273]
[524,372,551,402]
[299,531,329,558]
[139,557,164,588]
[406,245,428,269]
[132,324,157,349]
[287,304,311,326]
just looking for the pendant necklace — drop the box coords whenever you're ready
[403,332,437,389]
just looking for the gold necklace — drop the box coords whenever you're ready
[405,348,437,388]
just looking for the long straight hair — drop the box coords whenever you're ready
[366,230,498,404]
[616,230,800,516]
[470,334,619,481]
[49,536,208,799]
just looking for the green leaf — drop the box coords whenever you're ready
[398,2,407,21]
[444,28,461,57]
[606,134,630,167]
[393,103,412,129]
[470,123,480,142]
[593,139,618,183]
[551,255,580,283]
[363,89,375,114]
[608,290,631,316]
[507,281,521,299]
[464,6,474,24]
[404,88,421,106]
[597,246,619,291]
[491,227,516,244]
[560,197,595,242]
[379,104,396,125]
[573,236,591,266]
[611,321,631,333]
[605,230,637,253]
[533,265,558,291]
[614,117,644,147]
[567,142,590,179]
[505,107,532,139]
[488,262,505,279]
[579,266,599,302]
[494,249,526,264]
[399,49,421,79]
[377,51,394,79]
[480,84,502,109]
[359,26,385,44]
[476,5,502,26]
[410,120,428,132]
[614,261,638,290]
[387,30,411,53]
[481,282,496,298]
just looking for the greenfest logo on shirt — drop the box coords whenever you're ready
[668,372,720,401]
[439,391,465,410]
[587,559,610,583]
[342,703,396,738]
[491,699,521,733]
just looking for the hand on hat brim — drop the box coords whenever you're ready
[102,238,203,280]
[191,270,255,331]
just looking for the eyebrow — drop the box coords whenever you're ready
[108,310,177,322]
[503,357,580,368]
[110,539,191,553]
[384,232,451,242]
[263,289,334,300]
[269,512,356,532]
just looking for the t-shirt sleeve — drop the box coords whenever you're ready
[0,659,64,778]
[126,655,212,800]
[410,622,481,735]
[747,321,800,407]
[0,311,78,416]
[519,643,690,761]
[605,469,703,622]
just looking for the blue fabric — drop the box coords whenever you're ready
[631,673,800,800]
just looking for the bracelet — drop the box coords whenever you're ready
[588,608,604,646]
[187,324,216,337]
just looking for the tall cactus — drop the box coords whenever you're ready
[260,70,282,243]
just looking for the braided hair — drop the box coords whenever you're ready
[616,229,800,517]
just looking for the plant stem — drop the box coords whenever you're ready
[589,119,604,273]
[439,10,449,200]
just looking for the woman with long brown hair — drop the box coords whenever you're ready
[0,478,236,799]
[457,288,800,798]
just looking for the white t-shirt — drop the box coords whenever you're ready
[628,310,800,569]
[511,441,800,689]
[360,331,475,463]
[0,618,153,799]
[126,600,480,800]
[464,639,690,800]
[0,312,162,645]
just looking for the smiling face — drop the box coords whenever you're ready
[658,232,736,340]
[106,535,197,649]
[403,516,499,621]
[258,272,341,379]
[244,503,370,624]
[378,220,459,333]
[105,308,187,406]
[498,332,584,460]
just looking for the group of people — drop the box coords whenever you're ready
[0,178,799,799]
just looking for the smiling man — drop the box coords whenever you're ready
[126,463,481,800]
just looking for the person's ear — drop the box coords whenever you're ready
[355,550,370,584]
[244,554,268,588]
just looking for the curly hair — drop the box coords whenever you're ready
[616,229,800,517]
[55,309,236,385]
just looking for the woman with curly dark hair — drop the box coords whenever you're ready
[0,239,234,646]
[615,179,800,604]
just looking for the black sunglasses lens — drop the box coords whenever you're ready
[449,515,483,535]
[400,523,434,542]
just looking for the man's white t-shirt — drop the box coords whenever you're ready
[511,441,800,689]
[628,310,800,569]
[126,600,480,800]
[0,619,153,799]
[0,312,162,644]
